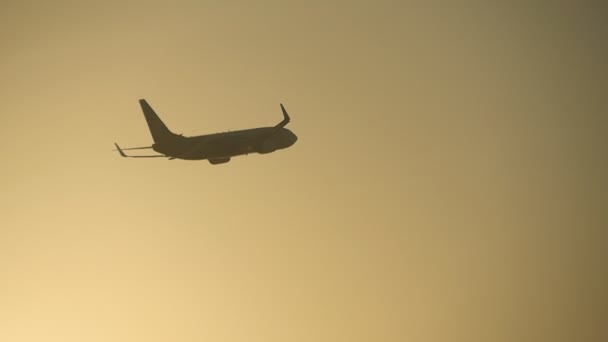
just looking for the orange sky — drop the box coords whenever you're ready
[1,1,606,341]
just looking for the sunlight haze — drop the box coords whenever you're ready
[1,1,606,341]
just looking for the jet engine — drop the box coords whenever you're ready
[208,157,231,165]
[258,140,277,154]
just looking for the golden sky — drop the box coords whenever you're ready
[1,1,606,341]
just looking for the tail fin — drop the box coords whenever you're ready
[139,99,175,143]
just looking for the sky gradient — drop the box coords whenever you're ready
[1,1,606,341]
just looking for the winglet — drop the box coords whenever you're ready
[272,103,290,131]
[114,143,127,157]
[280,103,290,124]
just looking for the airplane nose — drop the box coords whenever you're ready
[291,133,298,145]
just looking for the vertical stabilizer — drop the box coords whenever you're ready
[139,99,175,142]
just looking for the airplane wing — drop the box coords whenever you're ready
[113,146,153,151]
[264,103,290,137]
[114,143,168,158]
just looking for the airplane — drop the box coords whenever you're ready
[114,99,298,164]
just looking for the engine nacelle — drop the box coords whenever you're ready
[208,157,231,165]
[258,140,277,154]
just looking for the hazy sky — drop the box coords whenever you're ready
[1,1,606,341]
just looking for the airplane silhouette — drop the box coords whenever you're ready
[114,99,297,164]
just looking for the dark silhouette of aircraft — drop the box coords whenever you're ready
[114,99,297,164]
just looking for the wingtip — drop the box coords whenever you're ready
[114,143,127,157]
[280,103,290,121]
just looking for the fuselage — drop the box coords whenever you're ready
[152,127,297,161]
